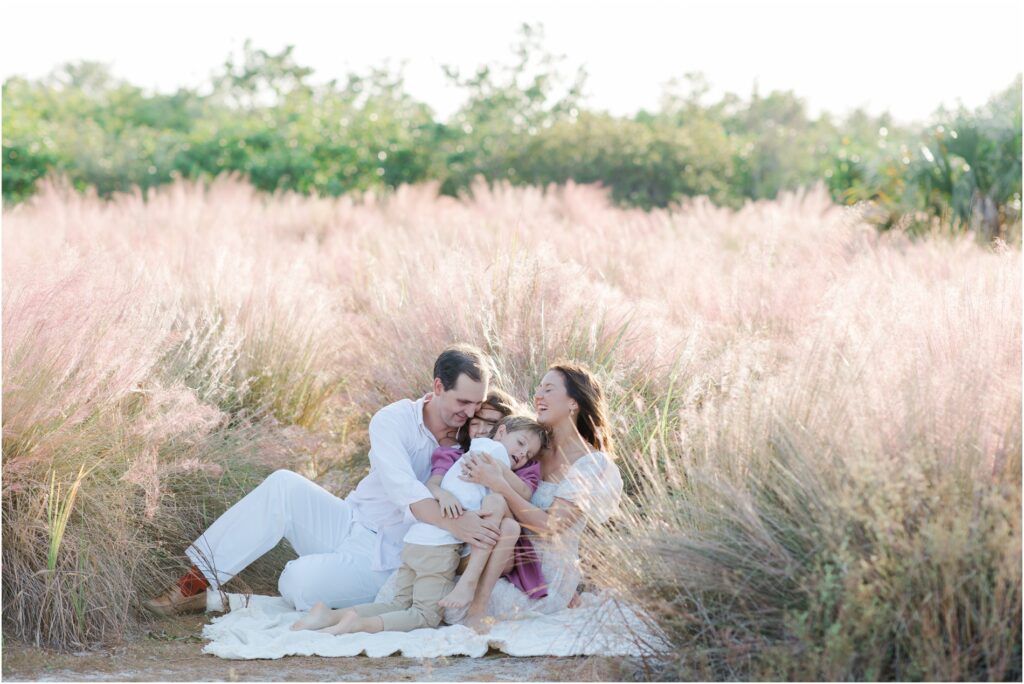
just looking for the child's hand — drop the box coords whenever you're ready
[436,490,464,519]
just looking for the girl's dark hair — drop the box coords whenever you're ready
[480,387,517,415]
[550,362,613,454]
[455,388,518,450]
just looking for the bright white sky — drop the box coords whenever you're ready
[1,0,1021,125]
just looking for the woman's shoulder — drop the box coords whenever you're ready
[569,450,615,475]
[557,450,623,522]
[563,451,622,490]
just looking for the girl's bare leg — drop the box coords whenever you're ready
[439,494,508,609]
[463,517,520,633]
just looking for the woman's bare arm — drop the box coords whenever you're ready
[502,467,534,501]
[460,453,585,536]
[486,475,582,538]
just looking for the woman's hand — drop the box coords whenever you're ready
[459,452,506,490]
[436,489,464,519]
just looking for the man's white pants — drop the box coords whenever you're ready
[185,469,392,611]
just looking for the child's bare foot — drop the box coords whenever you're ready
[463,611,496,634]
[290,601,335,631]
[316,608,360,635]
[439,577,478,609]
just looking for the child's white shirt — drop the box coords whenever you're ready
[402,437,511,547]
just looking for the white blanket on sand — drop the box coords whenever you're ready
[200,591,669,660]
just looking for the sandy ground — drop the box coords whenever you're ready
[2,614,634,682]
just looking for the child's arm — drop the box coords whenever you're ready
[426,473,464,519]
[425,473,445,498]
[502,468,534,500]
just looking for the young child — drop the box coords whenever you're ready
[433,415,549,612]
[289,415,546,636]
[427,391,552,610]
[459,388,518,448]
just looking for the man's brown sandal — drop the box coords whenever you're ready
[143,586,207,617]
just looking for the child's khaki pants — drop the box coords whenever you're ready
[350,542,462,631]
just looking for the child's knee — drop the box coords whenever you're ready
[482,493,507,513]
[499,517,520,538]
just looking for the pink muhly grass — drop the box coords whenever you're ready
[2,174,1018,673]
[2,255,178,464]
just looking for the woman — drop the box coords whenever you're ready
[447,362,623,632]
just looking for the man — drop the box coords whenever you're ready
[145,344,503,615]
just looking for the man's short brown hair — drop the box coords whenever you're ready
[433,344,491,391]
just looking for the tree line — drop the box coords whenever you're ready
[3,25,1020,240]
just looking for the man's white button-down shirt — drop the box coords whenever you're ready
[344,393,441,571]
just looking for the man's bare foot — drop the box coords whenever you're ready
[290,601,336,631]
[438,577,478,609]
[317,609,361,635]
[463,612,496,634]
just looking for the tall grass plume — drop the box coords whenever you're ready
[2,175,1018,680]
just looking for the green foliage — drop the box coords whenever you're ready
[909,80,1023,238]
[818,78,1023,240]
[3,29,1020,239]
[436,23,587,195]
[508,111,735,208]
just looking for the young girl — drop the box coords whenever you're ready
[470,389,517,434]
[290,415,546,636]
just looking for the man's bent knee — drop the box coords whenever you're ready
[278,559,306,610]
[265,469,303,489]
[278,558,329,611]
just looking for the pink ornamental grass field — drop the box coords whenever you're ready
[2,175,1020,679]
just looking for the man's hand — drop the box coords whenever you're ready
[436,490,464,519]
[449,509,501,550]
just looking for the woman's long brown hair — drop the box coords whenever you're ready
[550,362,613,454]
